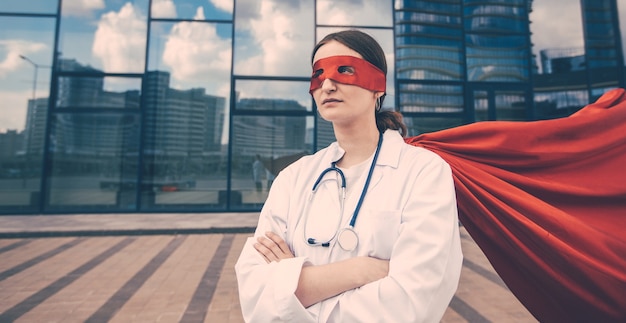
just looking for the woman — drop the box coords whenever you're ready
[235,30,463,322]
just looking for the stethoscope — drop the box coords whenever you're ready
[303,132,383,251]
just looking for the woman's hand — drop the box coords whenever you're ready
[254,231,294,263]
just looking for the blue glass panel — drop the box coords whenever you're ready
[230,115,313,207]
[235,80,312,112]
[398,83,464,113]
[0,16,55,212]
[47,113,140,211]
[56,75,141,109]
[58,0,149,73]
[0,0,58,14]
[403,115,465,136]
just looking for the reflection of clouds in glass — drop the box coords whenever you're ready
[211,0,234,14]
[0,40,46,78]
[162,8,231,96]
[62,0,105,17]
[530,0,584,53]
[152,0,177,18]
[317,0,391,27]
[238,81,311,109]
[92,3,146,73]
[235,0,312,76]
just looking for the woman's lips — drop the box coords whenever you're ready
[322,98,342,105]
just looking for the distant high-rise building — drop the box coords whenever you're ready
[23,98,48,155]
[233,98,307,158]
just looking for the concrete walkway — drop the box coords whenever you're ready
[0,213,537,322]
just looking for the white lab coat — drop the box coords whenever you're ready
[235,130,463,323]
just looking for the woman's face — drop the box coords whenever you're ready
[311,41,381,127]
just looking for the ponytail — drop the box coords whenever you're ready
[376,110,407,137]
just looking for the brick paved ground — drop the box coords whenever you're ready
[0,225,536,322]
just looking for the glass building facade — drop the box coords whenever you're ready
[0,0,624,214]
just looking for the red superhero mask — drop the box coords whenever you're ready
[309,55,386,93]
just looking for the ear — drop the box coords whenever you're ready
[374,91,385,99]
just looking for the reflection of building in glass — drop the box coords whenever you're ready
[141,71,226,181]
[533,0,624,118]
[540,48,586,74]
[464,2,530,82]
[23,98,49,155]
[395,1,465,115]
[234,98,307,158]
[581,0,624,100]
[143,71,225,156]
[0,130,23,158]
[52,114,138,157]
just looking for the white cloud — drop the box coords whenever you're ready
[151,0,177,18]
[92,3,147,73]
[210,0,233,14]
[62,0,105,17]
[161,7,232,93]
[0,40,46,78]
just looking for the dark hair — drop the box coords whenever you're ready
[311,30,407,137]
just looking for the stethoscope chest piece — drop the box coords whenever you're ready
[337,227,359,251]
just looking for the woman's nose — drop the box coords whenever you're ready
[320,78,337,92]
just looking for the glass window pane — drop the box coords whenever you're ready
[58,0,149,73]
[231,115,312,207]
[530,0,589,114]
[234,0,314,76]
[473,90,489,121]
[0,0,58,14]
[0,16,55,213]
[47,113,140,211]
[316,27,396,109]
[235,80,312,112]
[151,0,233,20]
[56,76,141,109]
[403,116,465,136]
[533,89,588,119]
[395,0,463,81]
[317,0,392,27]
[464,4,527,33]
[141,73,228,210]
[582,0,622,101]
[495,90,526,121]
[148,21,232,93]
[466,34,529,82]
[399,83,464,113]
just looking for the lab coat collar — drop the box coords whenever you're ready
[327,129,404,169]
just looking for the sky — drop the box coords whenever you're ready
[1,0,626,133]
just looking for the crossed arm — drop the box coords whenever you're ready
[254,231,389,308]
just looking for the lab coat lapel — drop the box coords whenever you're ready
[366,130,403,192]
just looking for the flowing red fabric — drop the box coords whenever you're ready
[405,88,626,322]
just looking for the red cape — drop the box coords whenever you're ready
[406,88,626,322]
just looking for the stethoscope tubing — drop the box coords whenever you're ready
[304,132,383,250]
